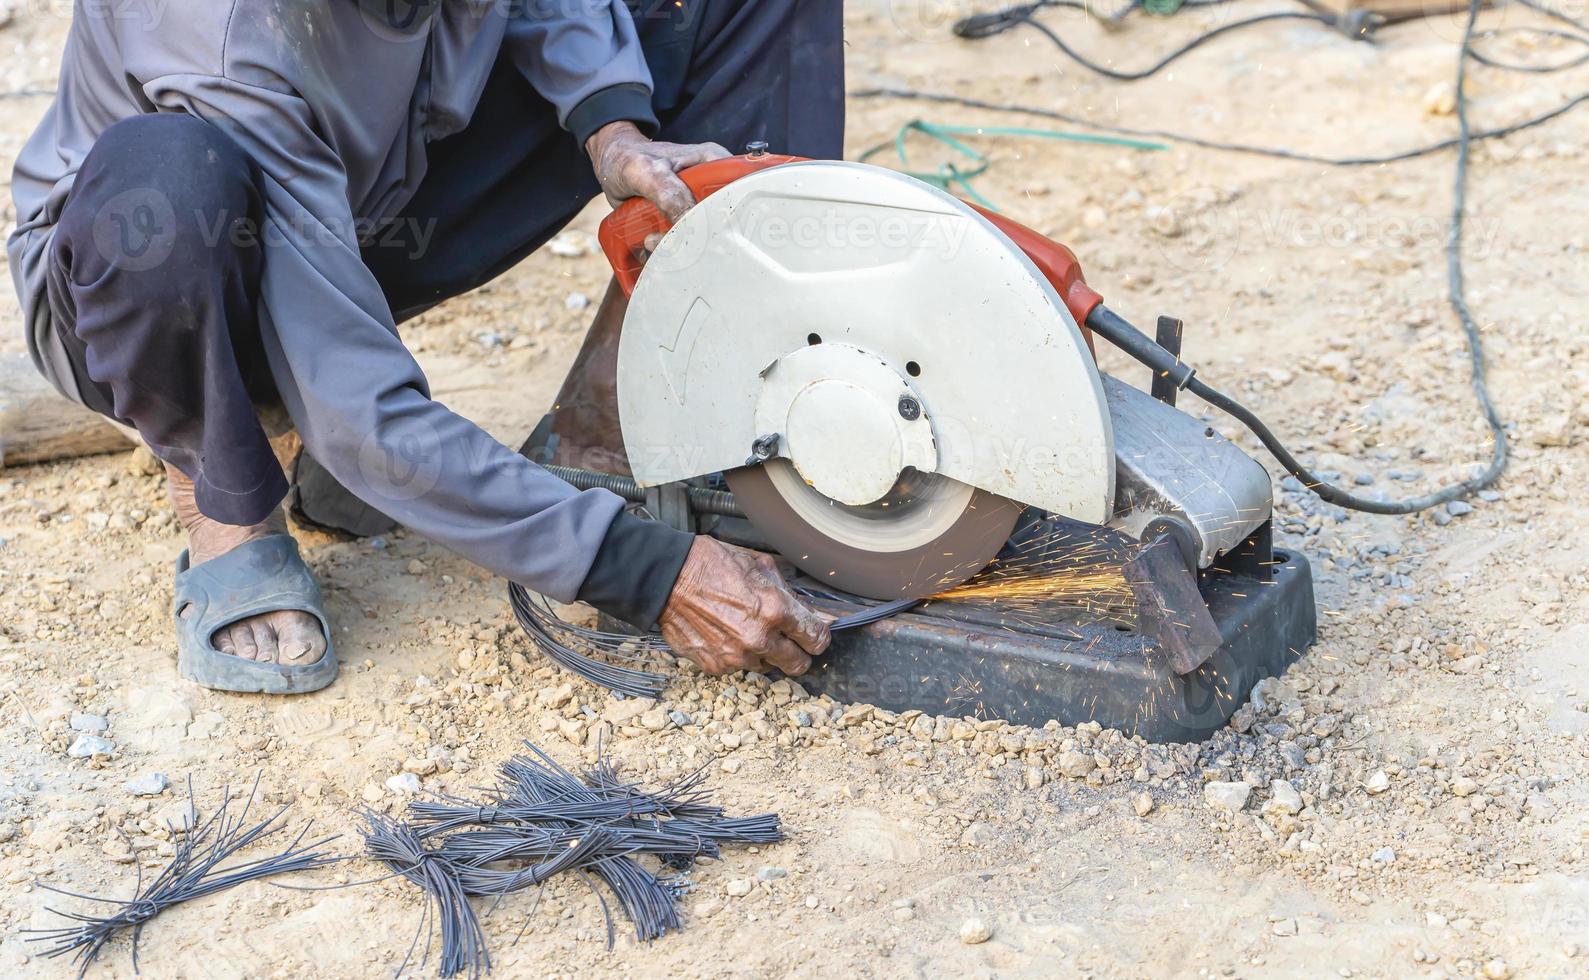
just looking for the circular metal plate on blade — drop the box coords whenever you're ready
[727,461,1022,600]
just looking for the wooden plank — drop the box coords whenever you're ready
[0,351,138,467]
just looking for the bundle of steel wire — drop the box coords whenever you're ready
[364,742,782,977]
[25,776,338,978]
[508,582,675,698]
[510,577,919,698]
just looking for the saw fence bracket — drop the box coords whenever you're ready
[1151,316,1185,406]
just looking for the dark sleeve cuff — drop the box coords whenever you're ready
[576,508,694,630]
[567,83,659,152]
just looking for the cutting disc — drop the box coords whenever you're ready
[727,461,1022,600]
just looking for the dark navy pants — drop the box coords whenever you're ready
[47,0,843,526]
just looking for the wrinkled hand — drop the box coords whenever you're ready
[659,537,832,677]
[586,121,730,228]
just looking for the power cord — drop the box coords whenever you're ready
[955,1,1380,81]
[856,0,1589,515]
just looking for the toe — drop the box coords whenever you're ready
[251,619,282,665]
[213,625,239,657]
[277,612,327,666]
[230,623,261,662]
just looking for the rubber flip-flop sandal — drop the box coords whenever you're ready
[172,535,338,694]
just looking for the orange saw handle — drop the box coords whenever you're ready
[597,155,1101,347]
[598,153,802,295]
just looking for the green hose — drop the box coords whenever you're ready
[857,119,1166,210]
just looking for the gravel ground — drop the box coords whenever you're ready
[1,2,1586,978]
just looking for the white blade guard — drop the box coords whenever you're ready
[617,160,1115,526]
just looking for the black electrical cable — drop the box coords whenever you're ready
[1518,0,1589,33]
[956,2,1371,81]
[1050,0,1518,517]
[1186,0,1508,515]
[850,85,1589,166]
[1468,26,1589,72]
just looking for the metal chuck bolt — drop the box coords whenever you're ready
[897,394,922,421]
[747,433,780,466]
[746,141,769,159]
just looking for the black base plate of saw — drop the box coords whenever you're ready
[771,519,1316,744]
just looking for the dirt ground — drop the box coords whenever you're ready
[1,2,1587,978]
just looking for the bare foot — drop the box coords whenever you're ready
[166,463,329,666]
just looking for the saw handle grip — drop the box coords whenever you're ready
[596,154,1102,347]
[598,153,804,295]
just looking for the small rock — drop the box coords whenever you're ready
[1228,703,1256,734]
[70,713,109,733]
[893,906,916,922]
[1422,80,1456,116]
[669,709,693,728]
[959,916,993,945]
[1265,779,1303,816]
[602,696,654,725]
[1204,781,1252,813]
[405,559,427,575]
[1364,771,1391,795]
[403,757,438,776]
[1451,776,1480,797]
[547,232,589,257]
[1445,500,1472,518]
[1133,793,1155,817]
[126,445,161,476]
[67,734,114,758]
[1272,918,1298,937]
[836,704,873,729]
[639,707,670,731]
[386,773,422,795]
[1372,847,1396,864]
[156,802,196,832]
[557,718,585,745]
[123,772,169,796]
[1482,960,1510,980]
[1531,414,1574,448]
[960,821,997,847]
[565,292,590,312]
[1145,204,1181,238]
[725,878,753,898]
[756,866,787,882]
[1024,767,1046,790]
[539,683,574,708]
[1056,750,1095,779]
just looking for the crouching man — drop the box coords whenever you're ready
[7,0,842,692]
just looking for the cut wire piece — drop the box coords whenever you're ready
[24,775,339,979]
[509,580,921,697]
[509,582,672,697]
[369,741,780,972]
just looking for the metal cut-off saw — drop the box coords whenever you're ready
[530,149,1318,742]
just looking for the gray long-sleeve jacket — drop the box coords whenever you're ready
[7,0,694,627]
